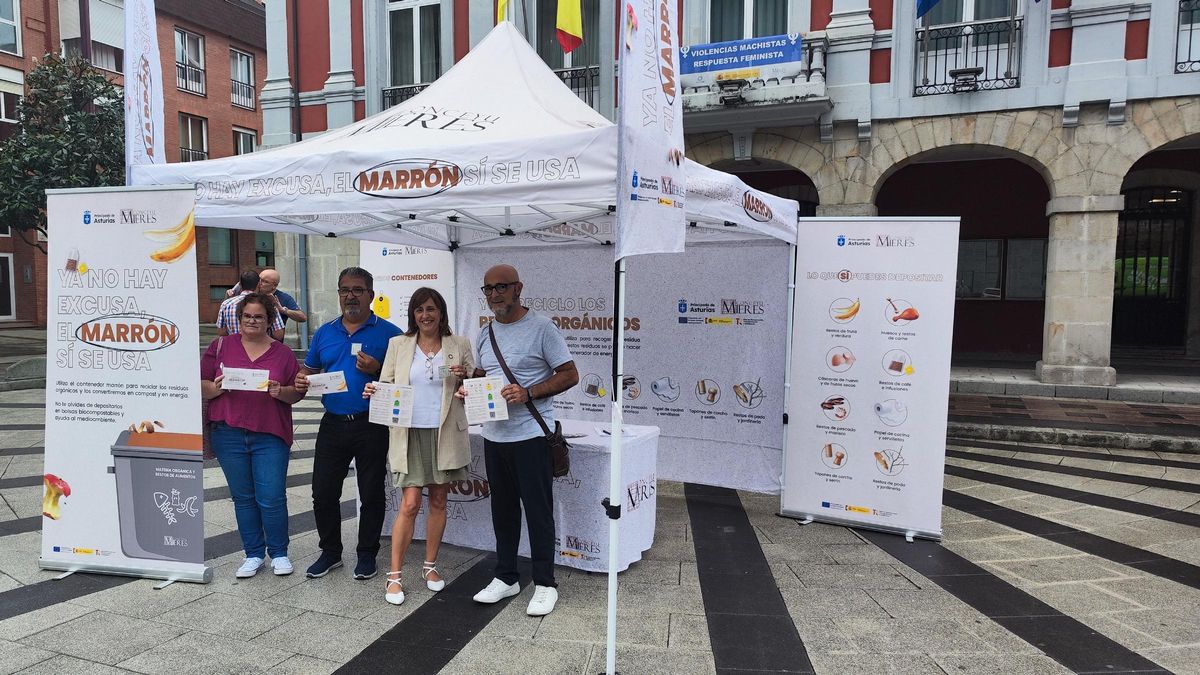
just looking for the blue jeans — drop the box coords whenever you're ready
[211,422,290,559]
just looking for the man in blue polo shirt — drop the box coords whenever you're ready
[295,266,401,580]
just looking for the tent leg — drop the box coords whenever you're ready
[605,258,627,675]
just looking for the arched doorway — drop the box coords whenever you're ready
[876,150,1051,356]
[709,159,818,216]
[1119,137,1200,355]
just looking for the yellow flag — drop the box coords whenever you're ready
[557,0,583,53]
[497,0,508,23]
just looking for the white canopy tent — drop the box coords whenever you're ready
[133,21,799,673]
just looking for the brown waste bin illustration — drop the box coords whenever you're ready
[108,431,204,564]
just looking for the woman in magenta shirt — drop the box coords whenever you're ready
[201,293,303,579]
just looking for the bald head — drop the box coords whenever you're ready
[483,264,525,323]
[257,268,280,293]
[484,265,520,284]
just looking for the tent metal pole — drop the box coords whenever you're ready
[605,256,626,675]
[779,243,797,503]
[298,235,310,350]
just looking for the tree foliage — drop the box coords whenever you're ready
[0,54,125,251]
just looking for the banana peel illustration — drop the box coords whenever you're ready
[833,298,861,321]
[145,210,196,263]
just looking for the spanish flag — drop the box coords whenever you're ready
[556,0,583,53]
[497,0,508,23]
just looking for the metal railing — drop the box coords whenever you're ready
[180,147,208,162]
[1178,0,1200,73]
[382,65,601,110]
[914,17,1022,96]
[176,62,206,95]
[231,79,255,109]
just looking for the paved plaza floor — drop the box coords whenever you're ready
[1,387,1198,674]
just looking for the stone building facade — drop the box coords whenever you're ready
[263,0,1200,385]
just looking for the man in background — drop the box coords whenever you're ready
[217,269,285,340]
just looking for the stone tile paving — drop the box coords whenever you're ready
[1,388,1199,674]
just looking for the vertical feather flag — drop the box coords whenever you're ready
[497,0,508,23]
[557,0,583,53]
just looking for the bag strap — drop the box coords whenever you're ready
[487,322,552,437]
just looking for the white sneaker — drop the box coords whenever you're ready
[472,578,520,604]
[235,557,264,578]
[527,585,558,616]
[272,556,294,576]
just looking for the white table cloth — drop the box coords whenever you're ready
[374,419,660,572]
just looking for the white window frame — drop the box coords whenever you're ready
[175,28,206,95]
[0,0,21,57]
[0,252,15,320]
[708,0,792,42]
[179,113,208,161]
[0,90,18,124]
[233,126,256,155]
[386,0,441,86]
[230,48,255,109]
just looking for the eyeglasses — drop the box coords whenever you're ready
[424,354,434,381]
[337,287,369,297]
[241,314,267,323]
[480,282,515,296]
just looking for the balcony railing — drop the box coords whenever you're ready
[231,79,255,109]
[1178,0,1200,73]
[914,17,1022,96]
[176,62,206,95]
[382,65,600,110]
[180,147,208,162]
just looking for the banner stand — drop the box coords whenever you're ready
[41,185,211,585]
[780,217,959,542]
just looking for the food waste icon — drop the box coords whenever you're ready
[582,373,607,398]
[882,349,914,377]
[829,298,860,323]
[874,399,908,426]
[885,298,919,325]
[622,376,641,401]
[826,346,856,373]
[821,395,849,421]
[143,210,196,263]
[43,473,71,520]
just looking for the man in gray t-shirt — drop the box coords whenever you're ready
[459,264,578,617]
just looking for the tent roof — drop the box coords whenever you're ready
[132,22,798,248]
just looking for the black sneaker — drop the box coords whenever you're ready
[305,552,343,578]
[354,554,378,580]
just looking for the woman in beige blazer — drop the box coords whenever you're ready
[363,287,472,606]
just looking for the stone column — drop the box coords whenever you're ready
[1036,195,1123,385]
[325,0,357,130]
[260,0,295,148]
[816,203,877,217]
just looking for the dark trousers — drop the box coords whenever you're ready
[484,436,557,588]
[312,414,388,557]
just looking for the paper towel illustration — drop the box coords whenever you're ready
[651,376,680,402]
[874,399,908,426]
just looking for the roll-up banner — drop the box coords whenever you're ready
[455,241,790,492]
[41,186,210,583]
[357,241,456,332]
[782,218,959,540]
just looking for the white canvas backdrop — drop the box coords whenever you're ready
[455,240,791,492]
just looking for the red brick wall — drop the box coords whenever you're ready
[870,0,893,31]
[156,6,267,322]
[0,0,61,326]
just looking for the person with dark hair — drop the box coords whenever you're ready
[218,269,285,340]
[295,266,401,581]
[201,292,303,578]
[363,287,473,605]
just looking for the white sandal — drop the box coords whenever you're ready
[384,571,405,605]
[422,561,445,592]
